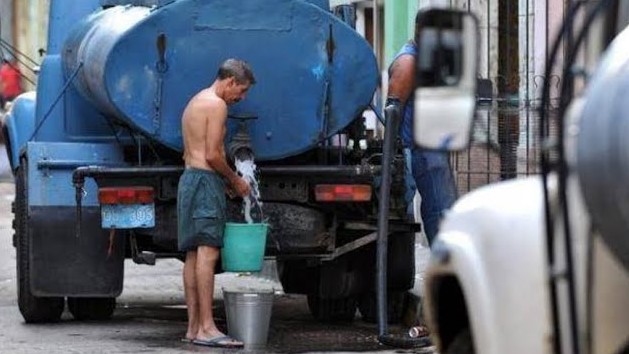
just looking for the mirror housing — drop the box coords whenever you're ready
[413,9,479,151]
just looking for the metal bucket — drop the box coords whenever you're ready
[223,289,274,350]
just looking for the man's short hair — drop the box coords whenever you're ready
[217,59,256,85]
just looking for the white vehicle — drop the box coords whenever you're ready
[415,3,629,354]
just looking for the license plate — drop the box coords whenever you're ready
[101,204,155,229]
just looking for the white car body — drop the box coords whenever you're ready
[424,173,629,354]
[424,177,553,353]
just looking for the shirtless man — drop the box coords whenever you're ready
[178,59,254,348]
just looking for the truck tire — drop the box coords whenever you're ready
[67,297,116,321]
[15,160,65,323]
[446,328,475,354]
[358,290,407,324]
[357,229,416,324]
[307,295,357,322]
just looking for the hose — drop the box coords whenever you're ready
[376,104,430,349]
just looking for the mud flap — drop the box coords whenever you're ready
[29,206,124,297]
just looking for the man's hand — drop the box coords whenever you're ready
[232,176,251,198]
[225,185,237,199]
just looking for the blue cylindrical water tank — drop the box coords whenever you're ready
[62,0,378,161]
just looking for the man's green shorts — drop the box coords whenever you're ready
[177,168,227,252]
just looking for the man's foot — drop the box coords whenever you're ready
[193,335,243,348]
[181,331,196,343]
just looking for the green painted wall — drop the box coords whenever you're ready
[384,0,420,67]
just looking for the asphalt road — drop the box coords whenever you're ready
[0,150,435,353]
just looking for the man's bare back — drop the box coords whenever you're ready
[181,80,250,198]
[181,88,227,171]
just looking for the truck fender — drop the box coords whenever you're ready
[2,92,36,171]
[424,177,553,354]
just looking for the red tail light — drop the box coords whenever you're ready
[98,187,154,205]
[315,184,372,202]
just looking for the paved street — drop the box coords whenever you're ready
[0,151,435,354]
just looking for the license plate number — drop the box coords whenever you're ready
[101,204,155,229]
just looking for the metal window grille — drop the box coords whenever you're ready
[449,0,565,195]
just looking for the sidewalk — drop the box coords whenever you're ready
[0,145,12,182]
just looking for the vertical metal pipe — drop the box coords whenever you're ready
[485,0,491,185]
[374,0,380,66]
[486,0,490,185]
[0,1,13,56]
[74,183,83,238]
[486,0,490,184]
[565,0,574,97]
[526,0,531,175]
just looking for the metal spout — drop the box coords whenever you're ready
[228,114,257,162]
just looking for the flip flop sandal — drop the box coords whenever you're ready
[193,335,244,348]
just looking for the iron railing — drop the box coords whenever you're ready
[450,0,564,195]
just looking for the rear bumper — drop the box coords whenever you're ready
[71,163,412,255]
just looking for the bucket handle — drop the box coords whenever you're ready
[221,287,277,294]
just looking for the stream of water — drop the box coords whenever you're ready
[235,157,262,223]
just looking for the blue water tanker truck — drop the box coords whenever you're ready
[3,0,418,323]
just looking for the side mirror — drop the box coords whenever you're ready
[413,9,479,151]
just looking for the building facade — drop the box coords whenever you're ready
[0,0,49,92]
[3,0,574,194]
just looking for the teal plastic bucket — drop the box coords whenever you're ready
[222,223,268,272]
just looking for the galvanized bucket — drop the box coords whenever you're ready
[223,289,274,350]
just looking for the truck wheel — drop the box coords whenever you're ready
[15,160,65,323]
[67,297,116,321]
[307,295,357,322]
[446,328,474,354]
[358,291,407,324]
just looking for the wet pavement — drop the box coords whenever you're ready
[0,296,435,354]
[0,147,435,354]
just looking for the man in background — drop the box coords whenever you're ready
[387,13,457,246]
[0,59,22,109]
[387,12,458,338]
